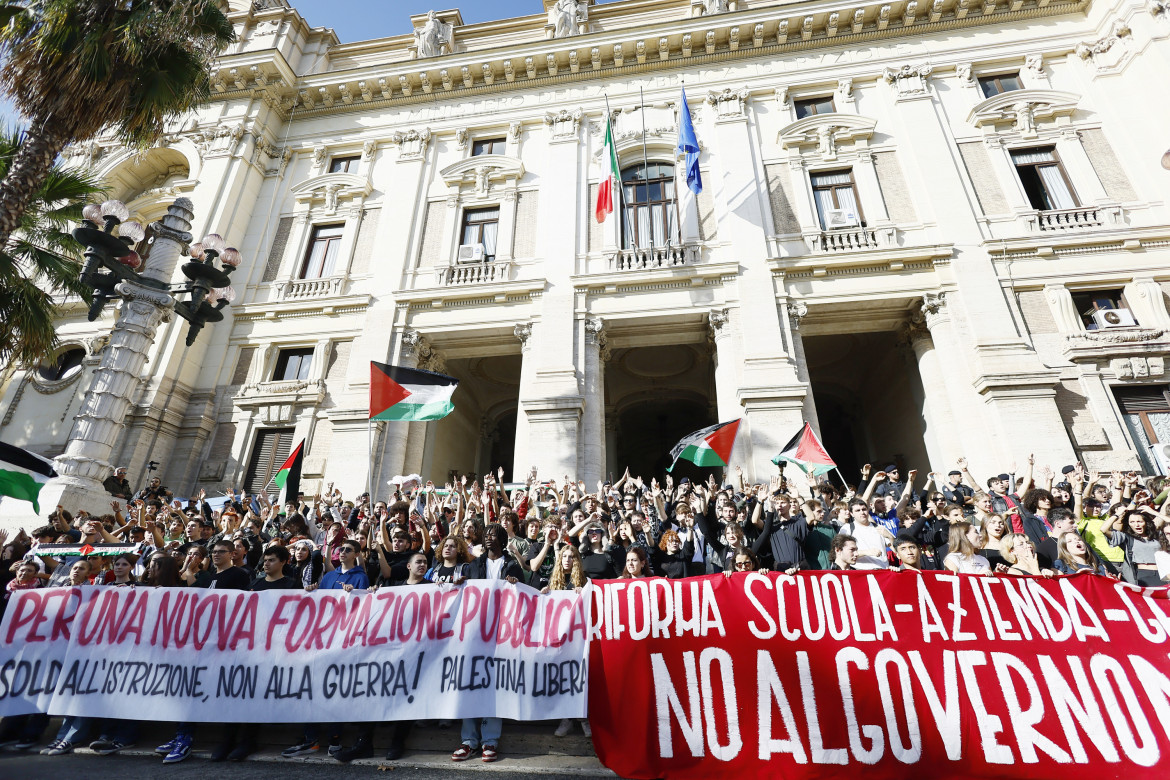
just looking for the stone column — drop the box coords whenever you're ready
[380,329,425,482]
[785,301,821,437]
[906,297,963,471]
[604,409,619,479]
[511,322,536,478]
[36,199,193,517]
[581,317,607,484]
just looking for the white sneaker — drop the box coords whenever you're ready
[553,719,572,737]
[580,720,592,738]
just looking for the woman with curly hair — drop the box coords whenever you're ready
[544,545,589,739]
[652,528,693,579]
[427,535,472,584]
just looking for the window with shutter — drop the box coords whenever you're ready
[244,428,295,494]
[1113,388,1170,475]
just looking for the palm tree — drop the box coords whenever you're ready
[0,1,233,249]
[0,127,104,367]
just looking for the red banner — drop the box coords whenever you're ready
[587,571,1170,779]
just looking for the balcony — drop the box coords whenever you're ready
[436,258,513,286]
[1033,206,1120,232]
[607,242,699,271]
[273,276,344,300]
[803,226,896,253]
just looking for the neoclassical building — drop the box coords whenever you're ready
[3,0,1170,510]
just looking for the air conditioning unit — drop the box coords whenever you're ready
[1092,308,1137,329]
[825,208,859,229]
[456,243,485,263]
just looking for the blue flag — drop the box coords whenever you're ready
[677,88,702,195]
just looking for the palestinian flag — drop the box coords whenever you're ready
[773,422,836,476]
[370,361,458,421]
[0,440,57,514]
[274,439,304,505]
[595,116,619,223]
[668,420,741,471]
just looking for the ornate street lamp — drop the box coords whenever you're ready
[74,198,242,345]
[14,197,244,523]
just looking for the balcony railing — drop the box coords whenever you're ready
[804,226,888,253]
[274,276,344,300]
[608,242,699,271]
[436,258,512,286]
[1036,206,1107,231]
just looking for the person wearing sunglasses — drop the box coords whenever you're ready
[315,542,369,592]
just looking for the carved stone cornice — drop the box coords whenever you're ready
[514,322,534,351]
[778,113,877,161]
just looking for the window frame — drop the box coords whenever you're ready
[327,155,360,174]
[809,168,866,229]
[1010,146,1080,212]
[977,72,1023,98]
[794,96,837,120]
[271,347,315,382]
[244,427,295,495]
[299,223,345,279]
[620,162,680,250]
[471,137,507,157]
[460,206,501,261]
[37,346,86,382]
[1070,288,1133,330]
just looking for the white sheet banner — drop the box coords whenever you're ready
[0,582,589,722]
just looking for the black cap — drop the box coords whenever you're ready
[948,470,962,477]
[678,477,691,484]
[1061,465,1077,474]
[885,464,898,472]
[996,473,1011,482]
[1055,481,1072,492]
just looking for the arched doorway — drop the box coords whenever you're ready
[614,397,717,483]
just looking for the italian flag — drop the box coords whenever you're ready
[595,117,619,223]
[773,422,836,476]
[370,361,459,421]
[0,441,57,514]
[668,420,742,471]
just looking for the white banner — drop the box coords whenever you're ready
[0,582,589,722]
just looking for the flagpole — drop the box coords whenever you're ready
[604,94,624,236]
[638,85,653,251]
[367,417,374,508]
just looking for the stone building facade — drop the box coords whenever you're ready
[3,0,1170,507]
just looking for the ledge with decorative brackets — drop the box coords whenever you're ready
[439,154,526,197]
[778,113,877,160]
[290,171,374,215]
[967,88,1079,136]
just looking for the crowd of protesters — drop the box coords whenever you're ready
[1,452,1169,764]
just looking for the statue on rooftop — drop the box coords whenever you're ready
[414,10,447,58]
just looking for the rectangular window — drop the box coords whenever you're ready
[472,138,506,156]
[794,97,836,120]
[810,170,863,229]
[328,156,360,174]
[244,427,295,494]
[460,207,500,261]
[1114,387,1170,475]
[300,224,344,279]
[272,348,314,382]
[1070,289,1137,330]
[1011,147,1078,211]
[621,163,679,249]
[978,72,1023,98]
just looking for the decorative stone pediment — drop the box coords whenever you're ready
[967,89,1080,137]
[778,114,877,160]
[290,172,372,215]
[439,154,525,197]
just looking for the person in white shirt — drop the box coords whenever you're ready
[842,498,895,569]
